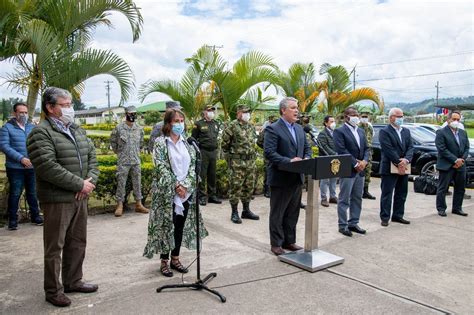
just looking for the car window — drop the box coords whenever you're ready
[404,126,436,143]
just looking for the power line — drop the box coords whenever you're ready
[357,68,474,82]
[365,83,474,93]
[358,50,474,68]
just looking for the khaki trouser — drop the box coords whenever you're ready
[42,199,88,298]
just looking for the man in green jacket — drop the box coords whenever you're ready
[27,87,99,308]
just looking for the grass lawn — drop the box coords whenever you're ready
[466,128,474,138]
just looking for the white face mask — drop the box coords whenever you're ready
[60,107,75,124]
[206,111,215,120]
[348,116,360,126]
[450,121,460,129]
[241,112,251,122]
[329,122,336,130]
[360,117,369,124]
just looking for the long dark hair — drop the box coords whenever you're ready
[161,109,185,136]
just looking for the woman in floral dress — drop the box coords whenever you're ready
[143,108,208,277]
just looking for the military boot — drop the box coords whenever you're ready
[362,187,376,200]
[135,201,150,214]
[230,203,242,224]
[241,202,260,220]
[115,202,123,217]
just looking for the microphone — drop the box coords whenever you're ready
[187,136,201,153]
[303,125,318,146]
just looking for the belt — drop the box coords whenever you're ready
[230,153,255,160]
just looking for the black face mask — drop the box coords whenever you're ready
[126,113,136,122]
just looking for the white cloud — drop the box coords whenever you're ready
[1,0,473,109]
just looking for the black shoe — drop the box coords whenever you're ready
[208,196,222,204]
[391,217,410,224]
[199,199,207,206]
[8,224,18,231]
[321,199,329,207]
[31,216,44,226]
[362,192,376,200]
[348,225,366,234]
[338,228,352,237]
[231,210,242,224]
[438,211,447,217]
[381,221,389,227]
[463,194,471,200]
[264,192,271,198]
[300,202,306,209]
[241,210,260,220]
[452,210,468,216]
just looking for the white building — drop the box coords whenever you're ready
[75,106,125,124]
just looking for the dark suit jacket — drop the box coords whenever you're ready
[379,125,414,175]
[435,126,469,171]
[264,118,312,187]
[317,127,337,156]
[333,124,369,177]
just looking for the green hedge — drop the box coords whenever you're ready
[89,134,150,154]
[83,124,152,134]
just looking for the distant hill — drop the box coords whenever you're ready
[386,96,474,114]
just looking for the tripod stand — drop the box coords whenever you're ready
[156,138,226,303]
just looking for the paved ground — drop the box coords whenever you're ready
[1,178,473,314]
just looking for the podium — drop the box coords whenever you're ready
[277,154,352,272]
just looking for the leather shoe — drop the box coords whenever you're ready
[46,294,71,307]
[321,199,329,207]
[463,194,471,200]
[282,243,303,251]
[64,282,98,294]
[381,221,389,227]
[271,246,285,256]
[329,197,338,204]
[391,217,410,224]
[338,228,352,237]
[199,199,207,206]
[452,210,468,216]
[208,196,222,204]
[348,225,366,234]
[438,211,447,217]
[362,192,376,200]
[300,202,306,209]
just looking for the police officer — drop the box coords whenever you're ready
[149,101,182,152]
[360,108,376,200]
[110,106,150,217]
[221,105,259,223]
[192,105,222,206]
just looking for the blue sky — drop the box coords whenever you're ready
[0,0,473,109]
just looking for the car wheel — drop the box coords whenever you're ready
[421,160,438,178]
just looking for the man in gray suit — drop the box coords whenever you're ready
[317,115,338,207]
[435,110,470,217]
[264,97,312,255]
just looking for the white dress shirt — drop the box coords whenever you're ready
[166,136,191,216]
[345,122,361,148]
[390,124,403,142]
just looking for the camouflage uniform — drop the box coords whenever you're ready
[110,121,144,202]
[360,122,374,190]
[221,119,257,205]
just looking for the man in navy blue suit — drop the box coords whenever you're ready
[333,107,369,237]
[378,108,414,226]
[264,97,312,255]
[435,110,470,217]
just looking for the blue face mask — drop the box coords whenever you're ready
[394,118,404,126]
[171,122,185,135]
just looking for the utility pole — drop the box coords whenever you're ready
[105,80,113,109]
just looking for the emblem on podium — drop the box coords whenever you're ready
[330,159,340,175]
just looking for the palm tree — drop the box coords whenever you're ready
[139,45,279,121]
[317,63,383,116]
[0,0,143,117]
[276,62,325,113]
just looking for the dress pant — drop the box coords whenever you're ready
[337,175,364,228]
[269,185,302,247]
[198,149,217,200]
[320,177,337,200]
[436,168,466,212]
[380,174,408,222]
[42,199,88,298]
[160,201,190,260]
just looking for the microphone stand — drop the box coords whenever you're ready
[156,139,226,303]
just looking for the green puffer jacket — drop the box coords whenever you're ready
[27,117,99,203]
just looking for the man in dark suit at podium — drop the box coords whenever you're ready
[435,110,470,217]
[379,108,414,226]
[333,107,369,237]
[264,97,312,255]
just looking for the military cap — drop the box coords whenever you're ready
[125,105,137,113]
[205,105,216,111]
[236,105,250,112]
[166,101,182,109]
[359,107,372,114]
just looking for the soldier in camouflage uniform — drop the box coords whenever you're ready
[221,105,260,224]
[149,101,182,152]
[360,109,376,200]
[110,106,150,216]
[192,105,222,206]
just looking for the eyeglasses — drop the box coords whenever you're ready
[56,102,72,108]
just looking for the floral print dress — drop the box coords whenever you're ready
[143,136,208,259]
